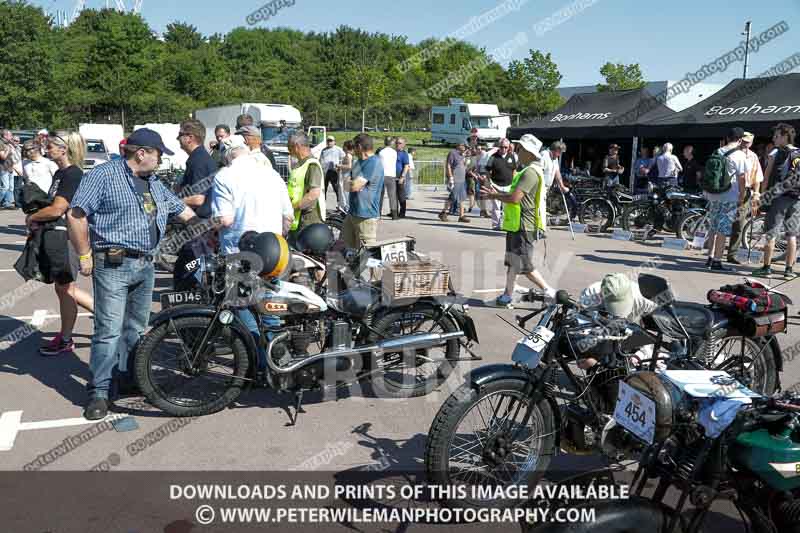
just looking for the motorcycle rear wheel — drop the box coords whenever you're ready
[425,379,556,509]
[134,315,250,417]
[366,307,460,398]
[579,199,615,231]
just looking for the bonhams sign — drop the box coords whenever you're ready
[549,112,612,122]
[705,103,800,117]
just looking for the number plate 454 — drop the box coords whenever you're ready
[613,381,657,444]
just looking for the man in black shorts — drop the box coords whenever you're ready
[754,123,800,279]
[481,134,557,308]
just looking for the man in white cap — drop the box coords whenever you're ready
[212,134,293,255]
[576,273,658,369]
[36,129,49,156]
[481,133,556,308]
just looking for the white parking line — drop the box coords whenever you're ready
[473,288,504,293]
[0,313,93,322]
[30,310,48,327]
[0,410,126,451]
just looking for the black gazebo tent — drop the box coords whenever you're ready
[638,74,800,138]
[507,88,676,140]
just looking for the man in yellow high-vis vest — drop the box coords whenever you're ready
[287,132,326,236]
[481,134,556,309]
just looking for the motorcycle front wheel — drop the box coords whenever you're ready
[621,203,656,234]
[366,306,460,398]
[425,378,556,509]
[134,315,251,417]
[579,199,615,231]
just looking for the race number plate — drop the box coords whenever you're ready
[381,242,408,263]
[613,381,656,444]
[160,290,203,309]
[511,326,555,369]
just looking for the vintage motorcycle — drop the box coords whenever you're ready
[424,274,784,509]
[531,375,800,533]
[134,231,479,421]
[621,187,706,237]
[578,183,636,232]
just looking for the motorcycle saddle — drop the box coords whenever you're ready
[645,302,715,342]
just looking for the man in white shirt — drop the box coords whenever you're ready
[655,143,683,187]
[320,135,345,208]
[539,141,574,218]
[705,128,748,272]
[728,132,764,263]
[22,140,58,193]
[378,137,398,219]
[212,135,293,255]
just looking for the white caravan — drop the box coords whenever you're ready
[430,98,511,145]
[194,103,327,177]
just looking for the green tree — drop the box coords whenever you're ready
[164,22,203,50]
[506,50,563,118]
[597,62,646,92]
[0,1,56,128]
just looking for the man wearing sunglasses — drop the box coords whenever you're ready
[68,128,198,420]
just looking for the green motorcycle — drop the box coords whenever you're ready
[525,370,800,533]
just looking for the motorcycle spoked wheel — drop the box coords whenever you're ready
[696,335,777,396]
[579,199,615,231]
[521,498,699,533]
[425,379,556,509]
[365,307,460,398]
[621,204,658,234]
[134,316,250,417]
[742,215,788,263]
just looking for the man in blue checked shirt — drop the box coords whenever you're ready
[67,129,197,420]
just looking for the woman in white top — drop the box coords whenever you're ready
[22,140,58,193]
[655,142,683,186]
[337,140,354,212]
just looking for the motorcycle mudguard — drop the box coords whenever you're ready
[448,308,479,344]
[467,363,560,447]
[148,304,259,370]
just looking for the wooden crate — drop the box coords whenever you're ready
[382,260,450,303]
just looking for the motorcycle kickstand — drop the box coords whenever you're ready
[288,390,306,427]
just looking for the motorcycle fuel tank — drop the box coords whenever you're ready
[731,428,800,491]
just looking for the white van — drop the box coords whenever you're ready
[430,98,511,145]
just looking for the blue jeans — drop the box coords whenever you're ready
[0,171,14,207]
[235,309,280,371]
[88,255,155,400]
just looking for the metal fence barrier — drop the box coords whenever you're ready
[414,160,446,186]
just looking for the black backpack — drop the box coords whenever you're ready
[20,181,51,215]
[702,147,739,194]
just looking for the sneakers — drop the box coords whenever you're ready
[495,294,514,308]
[458,216,471,223]
[785,268,798,280]
[438,212,448,222]
[752,266,773,277]
[709,261,734,272]
[40,333,75,357]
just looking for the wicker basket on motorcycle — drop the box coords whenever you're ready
[382,260,450,303]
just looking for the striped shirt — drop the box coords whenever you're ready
[70,159,185,253]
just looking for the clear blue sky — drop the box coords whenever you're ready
[34,0,800,86]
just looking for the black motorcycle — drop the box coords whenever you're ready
[621,187,706,237]
[578,183,636,232]
[135,234,479,420]
[424,274,782,509]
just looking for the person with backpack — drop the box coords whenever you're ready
[701,127,748,272]
[754,124,800,278]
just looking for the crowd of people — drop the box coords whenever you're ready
[6,113,800,419]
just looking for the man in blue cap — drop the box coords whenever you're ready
[68,128,198,420]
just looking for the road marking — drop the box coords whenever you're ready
[30,310,48,327]
[0,410,126,451]
[0,269,18,272]
[0,313,93,322]
[473,288,504,293]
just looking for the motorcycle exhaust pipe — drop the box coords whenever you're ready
[265,330,465,375]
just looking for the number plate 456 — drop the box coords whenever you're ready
[613,381,657,444]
